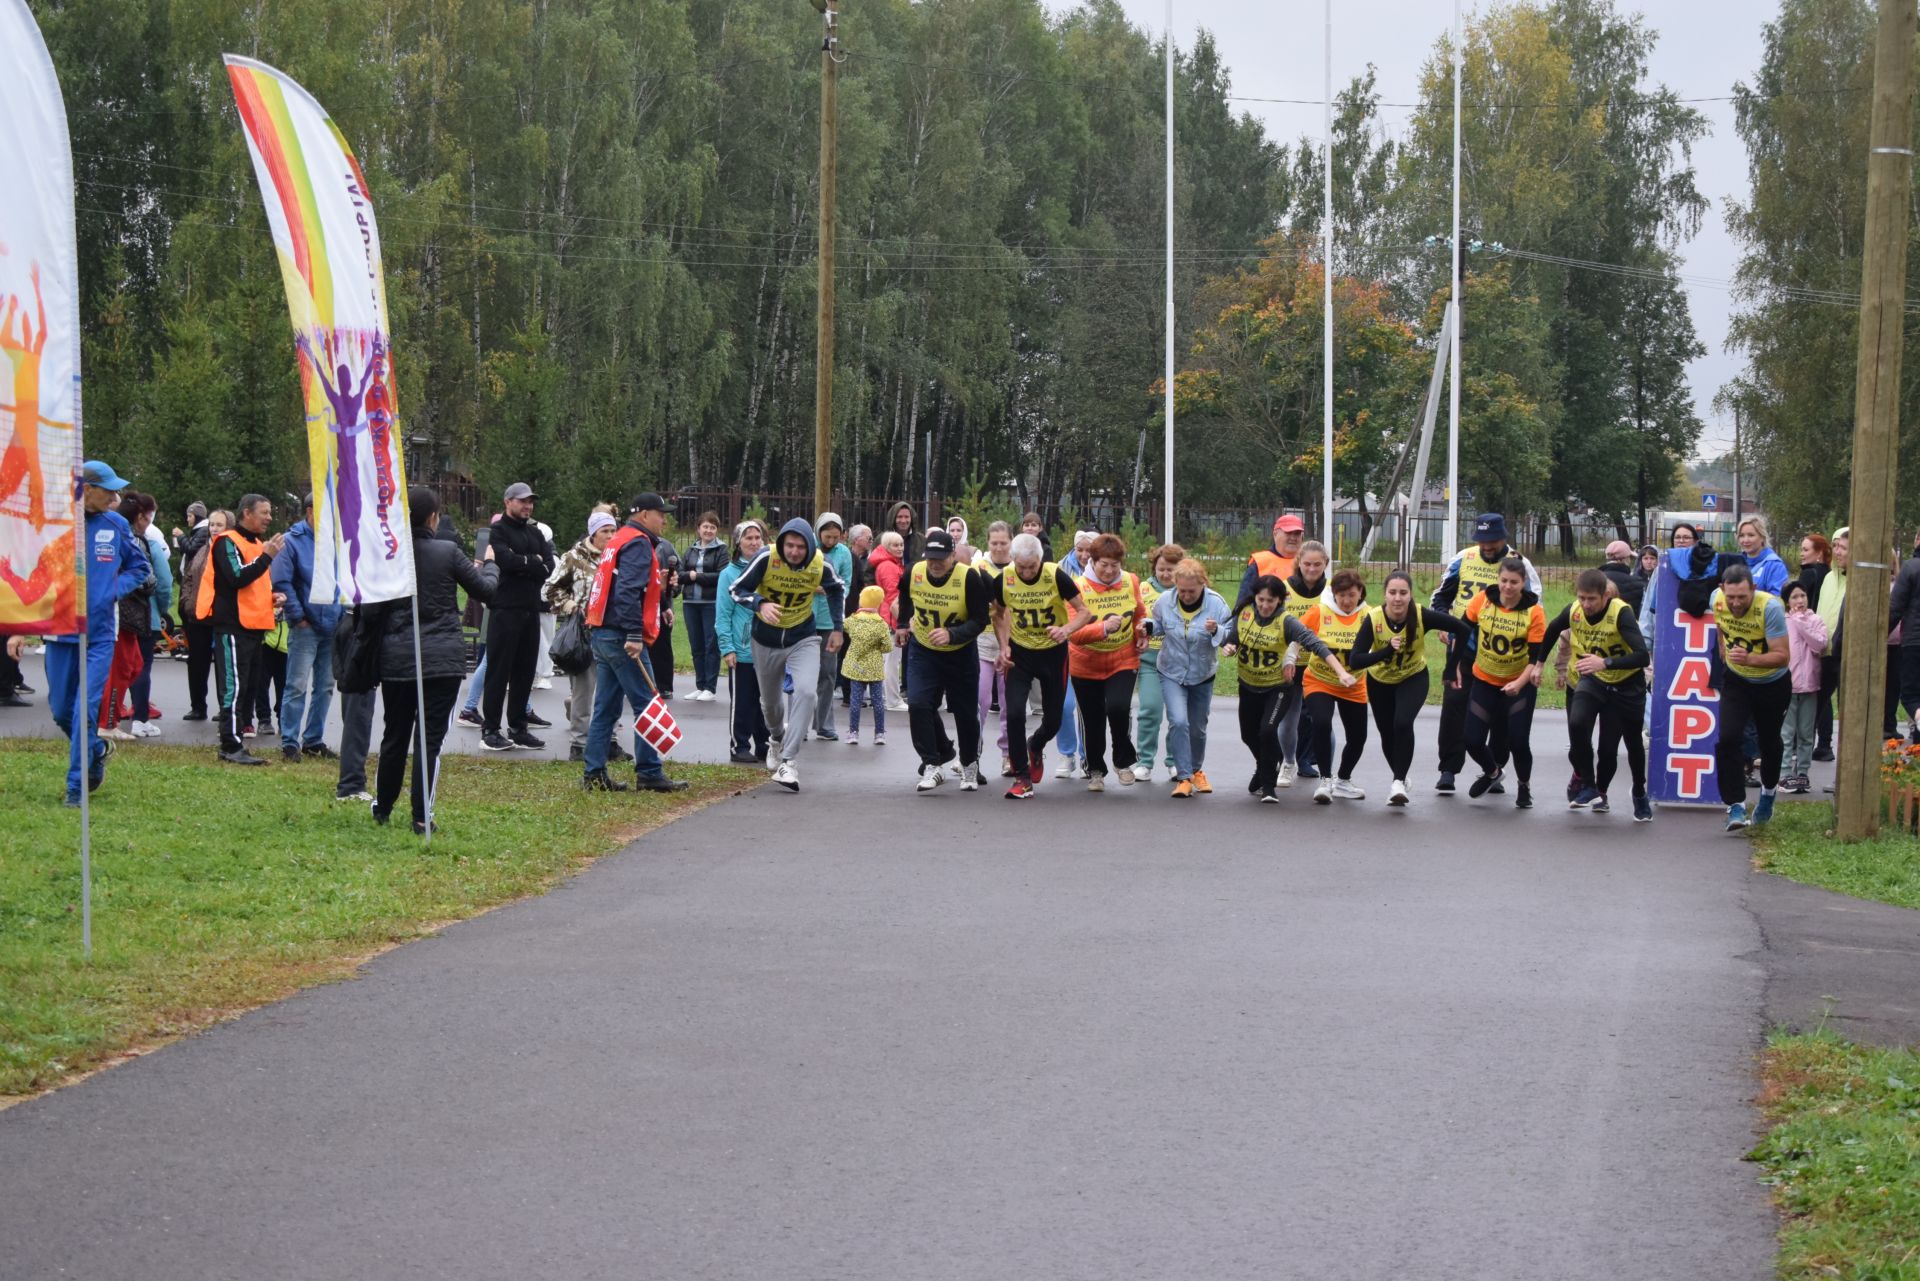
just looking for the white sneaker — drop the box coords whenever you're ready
[773,760,799,791]
[1136,764,1155,784]
[765,747,780,773]
[1087,773,1106,793]
[948,760,965,778]
[130,720,162,738]
[101,725,135,742]
[534,678,553,690]
[1075,758,1090,780]
[917,764,946,792]
[336,790,372,803]
[1388,779,1410,806]
[1313,778,1334,805]
[1332,778,1365,800]
[1277,761,1297,789]
[960,762,980,792]
[1117,767,1136,786]
[1055,757,1076,779]
[886,701,909,713]
[700,689,717,702]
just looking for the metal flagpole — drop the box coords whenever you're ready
[73,475,91,958]
[1322,0,1335,544]
[1446,0,1464,560]
[1163,0,1176,546]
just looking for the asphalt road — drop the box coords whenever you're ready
[1,653,1781,1278]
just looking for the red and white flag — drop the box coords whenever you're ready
[634,698,682,757]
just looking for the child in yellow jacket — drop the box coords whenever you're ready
[842,586,893,744]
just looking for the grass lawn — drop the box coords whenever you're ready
[1751,1029,1920,1280]
[0,740,755,1102]
[1750,799,1920,912]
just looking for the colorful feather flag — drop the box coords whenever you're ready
[225,55,412,605]
[0,0,84,636]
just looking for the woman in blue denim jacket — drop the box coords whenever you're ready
[1149,560,1232,797]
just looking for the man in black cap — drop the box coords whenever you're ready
[580,492,687,793]
[479,481,554,751]
[1429,511,1540,794]
[894,529,991,792]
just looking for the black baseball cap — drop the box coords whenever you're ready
[628,492,668,514]
[925,530,955,557]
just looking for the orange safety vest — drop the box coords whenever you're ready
[194,529,276,629]
[1249,548,1296,582]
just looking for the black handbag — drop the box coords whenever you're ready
[332,606,383,694]
[550,610,593,675]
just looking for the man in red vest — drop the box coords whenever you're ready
[581,492,688,794]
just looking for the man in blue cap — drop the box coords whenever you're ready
[9,460,151,804]
[1428,511,1539,795]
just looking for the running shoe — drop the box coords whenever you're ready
[1332,779,1364,800]
[100,725,135,742]
[917,764,945,792]
[1192,771,1212,795]
[480,732,515,752]
[1488,776,1507,795]
[1171,779,1194,799]
[773,761,799,791]
[1725,803,1749,831]
[1248,773,1262,794]
[1136,764,1155,784]
[1569,786,1602,809]
[1435,772,1456,795]
[1298,762,1321,780]
[960,762,980,792]
[1086,773,1105,793]
[816,729,839,742]
[219,747,266,766]
[1632,791,1654,822]
[1006,779,1035,800]
[1388,779,1409,806]
[130,721,161,738]
[1117,767,1136,786]
[457,708,483,729]
[240,724,257,739]
[1259,786,1280,804]
[1029,755,1045,784]
[1313,778,1333,805]
[1277,761,1296,789]
[1591,794,1611,814]
[1566,773,1587,803]
[1753,790,1776,825]
[766,747,780,772]
[874,733,886,746]
[1001,754,1016,778]
[1811,746,1835,762]
[1468,769,1502,799]
[525,710,552,728]
[508,729,545,750]
[1515,784,1533,810]
[1055,758,1076,780]
[181,709,209,722]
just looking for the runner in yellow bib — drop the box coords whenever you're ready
[895,529,992,792]
[990,533,1090,798]
[1221,574,1354,803]
[1346,570,1473,806]
[1541,569,1651,820]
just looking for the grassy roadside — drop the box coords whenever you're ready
[1751,1029,1920,1280]
[0,740,755,1102]
[1750,799,1920,912]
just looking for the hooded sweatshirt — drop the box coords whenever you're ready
[728,517,847,649]
[1745,544,1790,596]
[885,503,920,567]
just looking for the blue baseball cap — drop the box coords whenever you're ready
[81,460,129,491]
[1473,512,1508,543]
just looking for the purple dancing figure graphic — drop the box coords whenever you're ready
[298,328,374,586]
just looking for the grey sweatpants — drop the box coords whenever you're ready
[565,664,596,745]
[753,634,821,763]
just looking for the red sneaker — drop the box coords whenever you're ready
[1028,755,1044,784]
[1005,779,1035,800]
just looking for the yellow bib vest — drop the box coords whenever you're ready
[1472,597,1537,681]
[1452,551,1505,618]
[1567,598,1639,685]
[909,561,973,652]
[1234,606,1293,689]
[1712,588,1781,682]
[1076,572,1139,654]
[1141,576,1170,652]
[1002,563,1071,650]
[760,551,826,630]
[1363,605,1428,684]
[1283,583,1322,623]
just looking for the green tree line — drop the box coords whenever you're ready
[31,0,1713,546]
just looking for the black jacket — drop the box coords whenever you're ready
[680,539,730,604]
[1599,561,1645,614]
[487,513,554,610]
[378,534,499,681]
[1890,555,1920,646]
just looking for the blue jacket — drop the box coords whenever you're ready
[143,527,174,633]
[812,539,854,630]
[1150,586,1232,685]
[600,522,663,641]
[56,508,148,644]
[1746,546,1790,595]
[269,520,343,633]
[716,557,756,661]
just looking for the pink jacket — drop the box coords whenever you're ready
[1783,609,1829,693]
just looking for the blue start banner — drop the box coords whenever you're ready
[1646,566,1722,805]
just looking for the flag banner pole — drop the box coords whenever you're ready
[3,0,90,954]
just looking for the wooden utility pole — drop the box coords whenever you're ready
[1835,0,1916,840]
[812,0,840,517]
[1732,406,1742,525]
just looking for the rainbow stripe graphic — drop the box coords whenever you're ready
[226,56,412,605]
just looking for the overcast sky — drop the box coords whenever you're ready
[1073,0,1770,461]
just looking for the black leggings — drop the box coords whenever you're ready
[1238,679,1287,788]
[1718,673,1790,806]
[1005,645,1070,777]
[1305,690,1369,780]
[1567,677,1647,795]
[375,675,460,825]
[1465,676,1539,784]
[1368,670,1429,781]
[1070,670,1138,775]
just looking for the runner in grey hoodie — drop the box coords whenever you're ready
[727,517,846,789]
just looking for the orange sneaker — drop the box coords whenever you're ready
[1171,778,1195,798]
[1192,770,1213,794]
